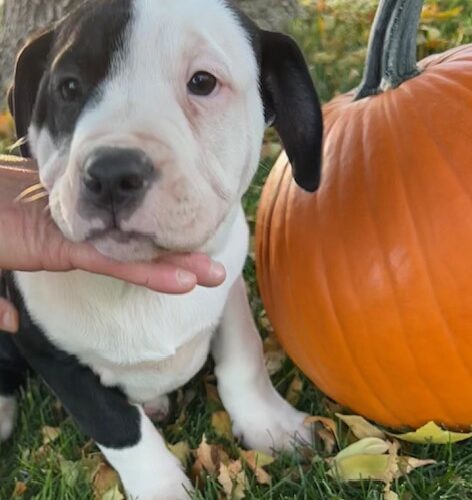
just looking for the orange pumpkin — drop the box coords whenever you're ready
[256,0,472,429]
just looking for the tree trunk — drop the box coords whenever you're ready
[0,0,301,95]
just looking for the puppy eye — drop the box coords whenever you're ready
[58,78,83,102]
[187,72,218,96]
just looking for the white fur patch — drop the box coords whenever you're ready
[99,407,192,499]
[213,278,311,454]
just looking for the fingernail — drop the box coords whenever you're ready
[210,262,226,281]
[2,312,17,333]
[177,270,197,288]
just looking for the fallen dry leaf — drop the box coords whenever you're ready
[264,350,286,376]
[318,428,338,455]
[240,450,274,486]
[388,421,472,444]
[59,457,82,489]
[192,434,230,481]
[336,414,386,440]
[92,462,122,499]
[304,415,338,454]
[212,411,234,440]
[218,460,248,499]
[82,453,105,482]
[285,374,304,407]
[329,437,435,486]
[12,482,27,497]
[41,426,61,445]
[335,437,389,461]
[205,381,223,408]
[168,441,192,468]
[100,485,125,500]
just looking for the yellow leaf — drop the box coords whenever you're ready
[59,457,82,488]
[211,411,234,440]
[336,414,386,440]
[285,375,304,406]
[389,421,472,444]
[329,454,391,482]
[335,438,389,461]
[100,485,125,500]
[168,441,191,468]
[41,426,61,445]
[330,436,435,485]
[329,454,434,483]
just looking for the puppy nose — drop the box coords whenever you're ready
[82,148,154,211]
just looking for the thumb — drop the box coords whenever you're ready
[0,299,19,334]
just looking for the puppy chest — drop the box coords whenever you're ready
[15,271,229,401]
[89,329,213,404]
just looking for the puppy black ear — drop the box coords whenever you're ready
[260,31,323,192]
[8,28,54,157]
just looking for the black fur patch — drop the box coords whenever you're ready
[9,0,132,154]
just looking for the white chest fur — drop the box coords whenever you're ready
[14,208,249,404]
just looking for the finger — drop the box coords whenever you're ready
[161,253,226,287]
[0,298,19,334]
[67,243,198,293]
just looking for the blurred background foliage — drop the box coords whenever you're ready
[290,0,472,102]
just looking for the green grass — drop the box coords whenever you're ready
[2,1,472,498]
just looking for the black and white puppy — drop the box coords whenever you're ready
[1,0,323,498]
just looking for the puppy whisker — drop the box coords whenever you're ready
[15,184,49,205]
[15,183,47,203]
[18,192,49,205]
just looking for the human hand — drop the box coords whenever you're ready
[0,165,226,333]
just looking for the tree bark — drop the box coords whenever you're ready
[0,0,302,95]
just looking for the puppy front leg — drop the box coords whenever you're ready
[14,335,191,500]
[212,277,311,454]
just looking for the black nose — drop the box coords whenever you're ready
[82,148,154,212]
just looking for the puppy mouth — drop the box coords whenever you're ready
[87,228,168,251]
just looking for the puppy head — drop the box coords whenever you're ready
[8,0,323,261]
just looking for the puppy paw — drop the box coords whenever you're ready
[126,467,192,500]
[229,390,311,454]
[0,395,17,442]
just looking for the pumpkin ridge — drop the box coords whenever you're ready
[331,106,409,419]
[338,105,420,422]
[313,162,396,422]
[383,85,472,389]
[360,96,449,417]
[334,121,407,425]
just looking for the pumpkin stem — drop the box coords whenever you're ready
[355,0,424,100]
